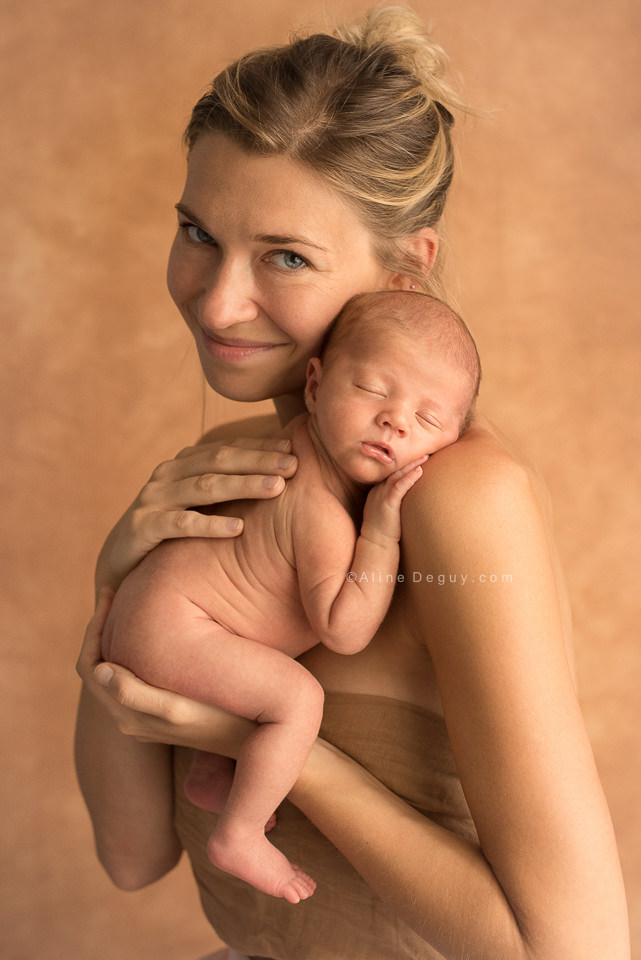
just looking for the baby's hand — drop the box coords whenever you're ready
[361,456,427,544]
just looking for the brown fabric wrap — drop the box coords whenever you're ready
[174,692,477,960]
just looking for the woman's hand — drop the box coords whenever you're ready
[77,590,254,755]
[95,436,298,594]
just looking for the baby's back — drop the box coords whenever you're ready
[102,419,341,680]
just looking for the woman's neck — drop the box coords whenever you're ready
[273,391,307,427]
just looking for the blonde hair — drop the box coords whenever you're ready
[185,6,468,292]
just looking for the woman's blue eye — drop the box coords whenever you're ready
[271,251,307,270]
[184,224,214,245]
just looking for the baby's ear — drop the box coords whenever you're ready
[304,357,323,413]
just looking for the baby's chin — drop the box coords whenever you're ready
[343,458,397,487]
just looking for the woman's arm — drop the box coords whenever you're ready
[74,592,183,890]
[291,431,630,960]
[95,416,297,596]
[82,425,629,957]
[78,416,296,888]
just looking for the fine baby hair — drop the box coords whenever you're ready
[184,5,470,293]
[320,290,482,435]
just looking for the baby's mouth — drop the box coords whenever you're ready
[361,441,394,465]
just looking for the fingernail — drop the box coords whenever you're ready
[278,455,296,469]
[275,439,291,452]
[94,664,114,686]
[226,518,243,533]
[262,475,283,489]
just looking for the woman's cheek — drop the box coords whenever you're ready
[166,240,186,307]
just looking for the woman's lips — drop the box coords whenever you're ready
[361,441,394,465]
[201,331,282,362]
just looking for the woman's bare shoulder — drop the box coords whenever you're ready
[405,413,552,535]
[424,414,544,492]
[198,413,281,445]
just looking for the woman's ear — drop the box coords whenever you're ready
[304,357,323,413]
[387,227,439,290]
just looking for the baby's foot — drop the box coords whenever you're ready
[184,753,236,813]
[184,755,278,832]
[207,829,316,904]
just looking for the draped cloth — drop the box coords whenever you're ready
[177,692,477,960]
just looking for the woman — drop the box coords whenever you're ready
[74,7,629,960]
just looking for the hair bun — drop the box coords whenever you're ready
[333,5,464,117]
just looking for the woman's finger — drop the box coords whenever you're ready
[163,444,297,482]
[93,662,175,720]
[76,588,115,678]
[152,469,292,509]
[142,508,247,541]
[174,436,292,459]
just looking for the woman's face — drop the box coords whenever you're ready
[167,133,393,413]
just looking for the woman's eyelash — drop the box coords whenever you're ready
[180,222,215,244]
[268,250,310,270]
[177,226,309,269]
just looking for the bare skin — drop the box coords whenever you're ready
[76,412,630,959]
[101,413,424,902]
[74,131,629,956]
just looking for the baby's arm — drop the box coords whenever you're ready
[293,459,425,654]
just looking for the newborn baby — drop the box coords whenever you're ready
[102,290,481,903]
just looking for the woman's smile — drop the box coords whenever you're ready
[199,330,287,363]
[166,132,392,415]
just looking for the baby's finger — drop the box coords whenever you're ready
[390,455,428,481]
[387,465,424,504]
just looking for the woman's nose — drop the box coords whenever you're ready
[198,258,259,329]
[376,407,409,436]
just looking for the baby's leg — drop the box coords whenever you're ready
[183,752,279,833]
[104,579,322,901]
[183,752,236,811]
[202,630,324,903]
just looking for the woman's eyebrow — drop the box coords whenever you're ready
[175,203,329,253]
[255,233,329,253]
[174,202,209,229]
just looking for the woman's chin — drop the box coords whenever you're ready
[202,371,275,404]
[202,363,305,408]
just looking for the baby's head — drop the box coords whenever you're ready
[304,291,481,486]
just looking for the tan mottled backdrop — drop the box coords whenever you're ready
[1,1,639,958]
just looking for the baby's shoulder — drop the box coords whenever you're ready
[287,420,352,515]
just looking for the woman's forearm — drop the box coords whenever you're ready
[290,737,629,960]
[290,741,526,960]
[288,436,629,960]
[74,685,182,890]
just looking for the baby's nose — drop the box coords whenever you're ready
[376,407,409,436]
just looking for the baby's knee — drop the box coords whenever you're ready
[291,665,325,720]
